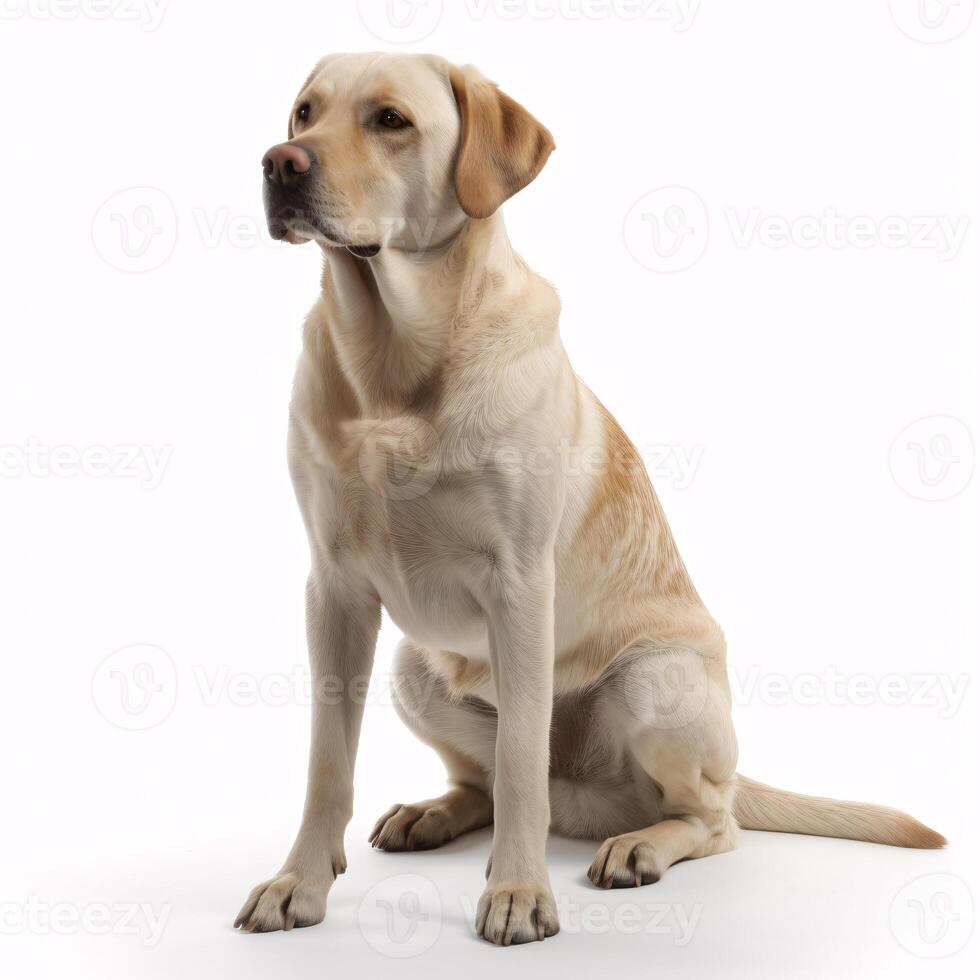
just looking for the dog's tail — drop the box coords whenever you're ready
[733,773,946,848]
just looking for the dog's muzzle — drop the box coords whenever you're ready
[260,142,380,257]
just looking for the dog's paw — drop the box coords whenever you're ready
[587,834,663,889]
[475,881,559,945]
[234,872,331,932]
[369,802,455,851]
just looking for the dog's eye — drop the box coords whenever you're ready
[377,108,410,130]
[296,102,310,123]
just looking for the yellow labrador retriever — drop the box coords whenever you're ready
[235,52,944,945]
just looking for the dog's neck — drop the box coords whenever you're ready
[317,211,528,414]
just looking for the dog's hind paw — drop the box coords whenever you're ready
[369,787,493,851]
[369,801,457,851]
[587,834,663,889]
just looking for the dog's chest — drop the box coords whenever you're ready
[299,439,499,654]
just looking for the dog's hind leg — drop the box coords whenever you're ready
[587,644,739,888]
[370,640,496,851]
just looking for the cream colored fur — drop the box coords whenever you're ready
[236,52,944,946]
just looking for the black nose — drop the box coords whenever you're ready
[261,142,315,186]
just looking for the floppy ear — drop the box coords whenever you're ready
[449,64,556,220]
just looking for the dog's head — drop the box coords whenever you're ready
[261,53,555,255]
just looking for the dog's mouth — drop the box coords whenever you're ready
[264,196,380,258]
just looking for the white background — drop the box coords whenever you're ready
[1,0,977,976]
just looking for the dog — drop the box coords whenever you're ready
[235,52,945,945]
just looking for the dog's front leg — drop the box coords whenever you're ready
[477,567,560,945]
[235,574,380,932]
